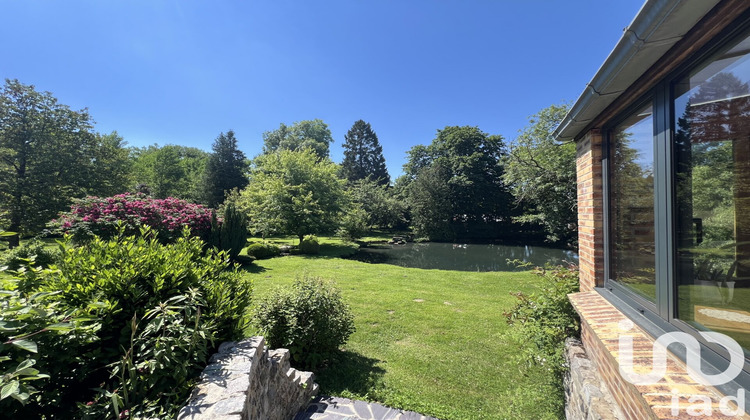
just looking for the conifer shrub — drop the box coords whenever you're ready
[209,200,248,260]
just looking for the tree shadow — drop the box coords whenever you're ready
[313,350,386,397]
[298,243,359,259]
[237,263,268,274]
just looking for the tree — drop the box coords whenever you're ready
[130,144,209,201]
[407,163,453,240]
[504,104,577,244]
[262,119,333,160]
[0,79,128,245]
[89,131,132,197]
[340,120,390,185]
[238,149,346,241]
[349,178,406,230]
[403,126,513,240]
[201,130,249,208]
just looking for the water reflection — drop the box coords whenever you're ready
[349,242,578,272]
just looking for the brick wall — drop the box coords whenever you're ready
[576,129,605,292]
[568,292,748,419]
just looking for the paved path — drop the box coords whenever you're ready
[295,396,439,420]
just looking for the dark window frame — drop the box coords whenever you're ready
[601,11,750,405]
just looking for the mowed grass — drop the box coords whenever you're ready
[242,242,564,420]
[0,237,565,418]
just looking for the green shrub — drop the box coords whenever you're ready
[252,276,355,369]
[1,226,252,419]
[0,266,100,417]
[299,235,320,255]
[504,264,579,375]
[337,206,369,241]
[246,242,280,260]
[210,200,248,259]
[0,240,60,270]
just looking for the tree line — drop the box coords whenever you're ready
[0,79,577,247]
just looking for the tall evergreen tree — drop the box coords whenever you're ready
[340,120,390,185]
[201,130,249,208]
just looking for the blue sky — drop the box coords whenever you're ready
[1,1,643,176]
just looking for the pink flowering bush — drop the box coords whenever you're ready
[50,193,214,243]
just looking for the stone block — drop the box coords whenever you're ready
[179,336,318,420]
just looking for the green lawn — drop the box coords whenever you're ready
[0,237,565,418]
[241,242,564,420]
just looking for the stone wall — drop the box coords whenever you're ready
[564,337,625,420]
[178,337,318,420]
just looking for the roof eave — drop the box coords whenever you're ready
[553,0,721,142]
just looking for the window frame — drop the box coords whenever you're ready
[603,96,660,314]
[601,12,750,399]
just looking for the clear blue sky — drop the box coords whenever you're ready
[1,0,644,176]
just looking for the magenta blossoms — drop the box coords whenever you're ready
[50,193,214,242]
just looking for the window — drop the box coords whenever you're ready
[610,103,656,301]
[605,26,750,363]
[674,31,750,353]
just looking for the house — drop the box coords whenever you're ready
[556,0,750,418]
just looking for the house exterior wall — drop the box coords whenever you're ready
[576,129,604,292]
[569,2,750,418]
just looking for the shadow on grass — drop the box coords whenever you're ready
[298,243,359,259]
[314,350,386,397]
[237,263,268,274]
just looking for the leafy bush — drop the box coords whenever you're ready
[0,266,100,416]
[246,242,280,260]
[49,193,214,243]
[504,264,579,375]
[0,240,60,270]
[252,276,355,369]
[299,235,320,255]
[337,206,369,241]
[0,227,252,418]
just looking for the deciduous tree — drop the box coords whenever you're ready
[238,149,346,241]
[404,126,513,240]
[130,144,209,201]
[0,79,129,245]
[504,104,576,244]
[262,119,333,160]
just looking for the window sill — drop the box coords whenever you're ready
[569,290,748,419]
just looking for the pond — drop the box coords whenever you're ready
[349,242,578,272]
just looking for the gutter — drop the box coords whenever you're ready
[553,0,720,141]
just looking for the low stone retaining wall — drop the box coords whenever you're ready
[564,337,624,420]
[178,336,318,420]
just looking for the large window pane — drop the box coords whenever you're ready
[610,103,656,301]
[675,32,750,350]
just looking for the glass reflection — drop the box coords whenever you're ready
[611,103,656,300]
[675,33,750,351]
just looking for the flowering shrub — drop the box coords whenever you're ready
[50,193,213,243]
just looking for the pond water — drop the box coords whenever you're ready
[349,242,578,272]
